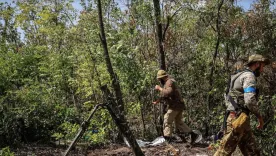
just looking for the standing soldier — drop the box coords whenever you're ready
[214,54,270,156]
[153,70,198,144]
[225,59,246,97]
[215,59,247,142]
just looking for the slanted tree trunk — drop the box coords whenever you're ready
[96,0,144,155]
[101,86,144,156]
[97,0,124,114]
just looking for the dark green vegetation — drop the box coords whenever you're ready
[0,0,275,155]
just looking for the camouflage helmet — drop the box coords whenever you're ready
[156,70,168,79]
[246,54,270,65]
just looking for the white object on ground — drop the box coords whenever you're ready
[192,129,203,143]
[123,137,152,148]
[124,129,203,147]
[149,136,166,146]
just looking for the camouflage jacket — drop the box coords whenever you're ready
[160,78,185,110]
[226,69,260,117]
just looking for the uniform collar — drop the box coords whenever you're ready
[245,67,253,72]
[245,68,257,76]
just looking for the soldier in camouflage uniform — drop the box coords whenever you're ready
[214,54,270,156]
[215,59,247,141]
[153,70,198,144]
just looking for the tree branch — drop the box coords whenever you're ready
[162,6,183,41]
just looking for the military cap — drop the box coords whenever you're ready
[246,54,270,65]
[157,70,168,79]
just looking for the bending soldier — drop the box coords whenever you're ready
[214,54,270,156]
[153,70,198,144]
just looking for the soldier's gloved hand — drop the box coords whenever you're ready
[152,99,160,105]
[152,101,158,105]
[155,85,162,91]
[257,116,264,129]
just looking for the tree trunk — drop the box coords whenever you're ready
[96,1,144,155]
[153,0,166,70]
[206,0,224,136]
[97,0,124,114]
[153,0,166,137]
[101,85,144,156]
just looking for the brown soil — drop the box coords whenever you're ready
[12,142,215,156]
[89,143,214,156]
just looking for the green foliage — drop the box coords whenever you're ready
[52,121,79,140]
[0,0,275,154]
[0,147,14,156]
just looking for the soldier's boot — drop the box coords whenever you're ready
[190,131,199,145]
[178,134,187,143]
[164,136,172,143]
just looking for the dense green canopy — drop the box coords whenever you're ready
[0,0,275,155]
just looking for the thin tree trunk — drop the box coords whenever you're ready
[225,43,230,71]
[153,0,166,70]
[153,0,166,137]
[206,0,224,136]
[138,96,146,138]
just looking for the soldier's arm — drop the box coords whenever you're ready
[242,73,261,118]
[161,80,174,98]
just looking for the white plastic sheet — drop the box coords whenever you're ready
[192,130,203,143]
[124,130,202,147]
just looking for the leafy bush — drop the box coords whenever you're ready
[0,147,14,156]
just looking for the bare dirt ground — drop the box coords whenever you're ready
[89,143,214,156]
[12,142,215,156]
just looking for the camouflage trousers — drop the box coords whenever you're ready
[163,109,192,136]
[214,112,260,156]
